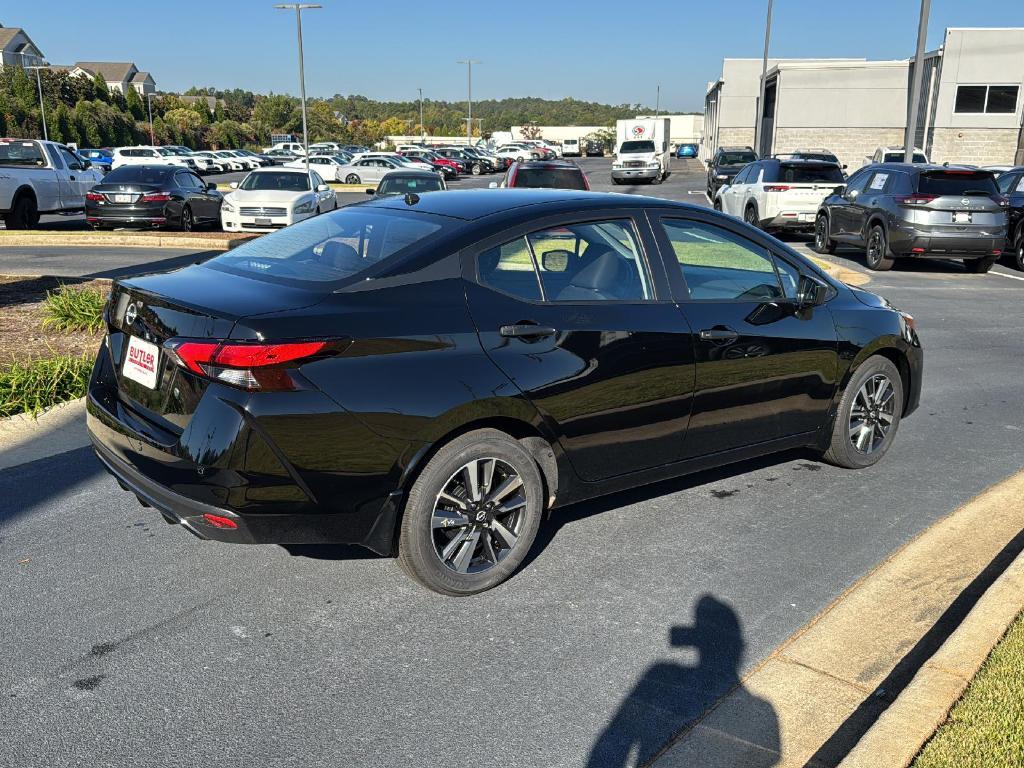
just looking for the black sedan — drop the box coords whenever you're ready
[87,189,922,595]
[996,166,1024,270]
[368,170,446,197]
[85,165,222,231]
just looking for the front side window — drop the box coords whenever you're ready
[661,219,788,301]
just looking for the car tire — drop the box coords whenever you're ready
[1013,224,1024,272]
[744,204,760,230]
[611,178,623,186]
[4,194,38,230]
[345,173,360,184]
[813,213,838,254]
[823,355,904,469]
[397,429,545,596]
[471,163,481,176]
[864,224,895,271]
[180,206,193,232]
[965,255,997,273]
[713,199,722,212]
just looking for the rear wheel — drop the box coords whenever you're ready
[824,355,904,469]
[713,199,722,212]
[1012,225,1024,271]
[813,213,837,254]
[744,204,760,230]
[965,255,997,273]
[180,205,193,232]
[345,173,360,184]
[865,225,895,271]
[397,429,544,596]
[471,163,481,176]
[4,194,38,230]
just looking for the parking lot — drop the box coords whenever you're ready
[4,156,1024,766]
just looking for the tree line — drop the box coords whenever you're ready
[0,66,664,150]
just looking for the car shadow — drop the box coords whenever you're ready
[587,594,780,767]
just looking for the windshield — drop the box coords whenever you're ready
[216,152,235,158]
[104,166,174,184]
[0,141,45,166]
[512,168,587,190]
[377,176,444,195]
[917,171,998,196]
[239,171,310,191]
[884,152,928,163]
[778,164,845,183]
[620,141,655,153]
[156,148,174,156]
[718,151,757,165]
[208,208,449,286]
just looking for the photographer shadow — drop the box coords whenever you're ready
[588,595,779,768]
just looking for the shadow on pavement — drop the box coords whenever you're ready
[0,445,102,530]
[587,594,779,767]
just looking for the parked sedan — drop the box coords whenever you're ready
[493,160,589,190]
[368,170,447,197]
[220,167,337,232]
[814,164,1007,272]
[85,164,222,231]
[676,143,698,158]
[996,166,1024,270]
[87,188,921,596]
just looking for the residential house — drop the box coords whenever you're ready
[0,23,45,68]
[71,61,157,96]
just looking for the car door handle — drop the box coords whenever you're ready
[69,175,76,181]
[500,323,557,338]
[699,327,739,341]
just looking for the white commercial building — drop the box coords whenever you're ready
[704,28,1024,168]
[635,114,704,148]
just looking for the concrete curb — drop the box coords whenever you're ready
[808,254,871,287]
[0,233,256,250]
[837,552,1024,768]
[653,469,1024,767]
[0,397,89,470]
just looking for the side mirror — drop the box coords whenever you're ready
[82,160,92,169]
[488,181,499,188]
[832,185,845,195]
[207,182,218,191]
[229,181,239,189]
[796,274,828,308]
[317,183,330,192]
[365,188,375,195]
[841,164,848,170]
[541,249,571,272]
[846,188,859,200]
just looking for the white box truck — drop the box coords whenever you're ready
[611,118,671,185]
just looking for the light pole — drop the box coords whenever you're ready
[418,87,425,140]
[904,0,931,163]
[18,53,49,141]
[755,0,774,157]
[146,93,155,144]
[274,3,321,175]
[655,84,660,119]
[456,59,479,145]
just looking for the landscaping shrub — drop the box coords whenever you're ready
[0,355,93,418]
[41,284,106,333]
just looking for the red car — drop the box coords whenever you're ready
[496,159,590,190]
[399,150,460,180]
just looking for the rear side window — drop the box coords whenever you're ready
[209,208,448,286]
[106,166,173,184]
[917,172,998,196]
[511,168,587,190]
[778,164,845,184]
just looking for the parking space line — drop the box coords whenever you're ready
[989,270,1024,282]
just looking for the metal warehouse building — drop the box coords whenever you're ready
[703,27,1024,169]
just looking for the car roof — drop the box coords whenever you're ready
[365,188,686,221]
[866,162,989,173]
[514,160,581,169]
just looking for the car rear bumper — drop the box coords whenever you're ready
[765,211,818,230]
[890,224,1006,257]
[86,202,169,227]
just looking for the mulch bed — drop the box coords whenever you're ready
[0,275,110,364]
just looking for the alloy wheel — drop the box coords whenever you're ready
[181,207,192,232]
[849,373,896,454]
[815,217,828,250]
[1016,232,1024,272]
[866,230,883,266]
[431,457,527,574]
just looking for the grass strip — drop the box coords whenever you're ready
[0,354,93,418]
[912,610,1024,767]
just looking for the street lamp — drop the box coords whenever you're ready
[274,3,321,175]
[146,93,155,144]
[17,53,49,141]
[418,87,425,140]
[456,59,480,145]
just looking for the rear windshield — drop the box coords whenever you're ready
[917,171,998,196]
[207,208,449,286]
[104,166,173,184]
[884,152,928,163]
[239,171,310,191]
[620,140,655,153]
[377,176,444,195]
[776,163,845,183]
[0,140,45,166]
[718,151,757,165]
[512,168,587,190]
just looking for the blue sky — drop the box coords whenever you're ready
[9,0,1024,110]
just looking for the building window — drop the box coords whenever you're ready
[954,85,1019,114]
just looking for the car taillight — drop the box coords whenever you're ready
[895,194,938,205]
[165,339,343,391]
[763,185,791,192]
[140,192,171,203]
[582,172,590,191]
[85,192,104,201]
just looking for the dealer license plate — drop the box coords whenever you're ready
[255,217,272,226]
[122,335,159,390]
[114,194,134,203]
[953,212,972,224]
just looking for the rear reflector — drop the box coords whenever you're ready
[202,513,237,529]
[911,247,925,253]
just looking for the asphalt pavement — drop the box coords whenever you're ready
[3,157,1024,767]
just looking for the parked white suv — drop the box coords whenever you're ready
[263,141,306,156]
[715,157,846,232]
[112,146,199,172]
[1,139,104,228]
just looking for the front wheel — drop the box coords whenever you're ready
[713,199,722,212]
[813,214,837,254]
[397,429,544,596]
[865,225,895,271]
[823,356,904,469]
[180,206,193,232]
[1014,226,1024,271]
[744,205,760,230]
[345,173,360,184]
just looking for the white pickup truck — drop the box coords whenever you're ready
[1,139,104,228]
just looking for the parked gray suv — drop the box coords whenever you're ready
[813,164,1008,272]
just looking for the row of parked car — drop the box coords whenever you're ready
[705,144,1024,273]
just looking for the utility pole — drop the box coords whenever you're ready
[457,59,480,144]
[904,0,931,163]
[418,87,425,140]
[147,93,155,144]
[274,3,321,175]
[755,0,774,157]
